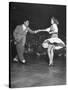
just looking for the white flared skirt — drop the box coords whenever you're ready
[42,37,65,50]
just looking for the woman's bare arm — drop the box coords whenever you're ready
[35,27,50,33]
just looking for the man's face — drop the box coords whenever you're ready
[24,20,29,27]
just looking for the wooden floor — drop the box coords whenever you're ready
[10,55,66,88]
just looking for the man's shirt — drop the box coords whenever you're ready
[13,24,35,43]
[13,24,28,42]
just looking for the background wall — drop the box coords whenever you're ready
[9,2,66,58]
[9,2,66,42]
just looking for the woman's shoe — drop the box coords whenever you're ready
[49,63,54,66]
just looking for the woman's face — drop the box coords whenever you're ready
[51,19,54,24]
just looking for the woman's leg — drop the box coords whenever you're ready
[50,45,54,65]
[47,44,54,66]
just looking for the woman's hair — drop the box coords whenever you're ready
[51,17,59,25]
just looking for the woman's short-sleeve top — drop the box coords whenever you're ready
[50,24,58,33]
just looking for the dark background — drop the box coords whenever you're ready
[9,2,66,58]
[9,2,66,40]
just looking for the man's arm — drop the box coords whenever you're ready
[28,27,36,34]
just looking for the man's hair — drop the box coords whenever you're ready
[24,20,29,23]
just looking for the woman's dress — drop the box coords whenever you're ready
[42,24,65,50]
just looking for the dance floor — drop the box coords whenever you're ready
[10,54,66,88]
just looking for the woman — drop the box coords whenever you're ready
[36,17,65,66]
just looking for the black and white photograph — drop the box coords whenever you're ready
[9,2,66,88]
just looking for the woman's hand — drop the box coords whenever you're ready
[35,29,41,33]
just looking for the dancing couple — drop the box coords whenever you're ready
[13,17,65,66]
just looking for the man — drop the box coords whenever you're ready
[13,20,37,63]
